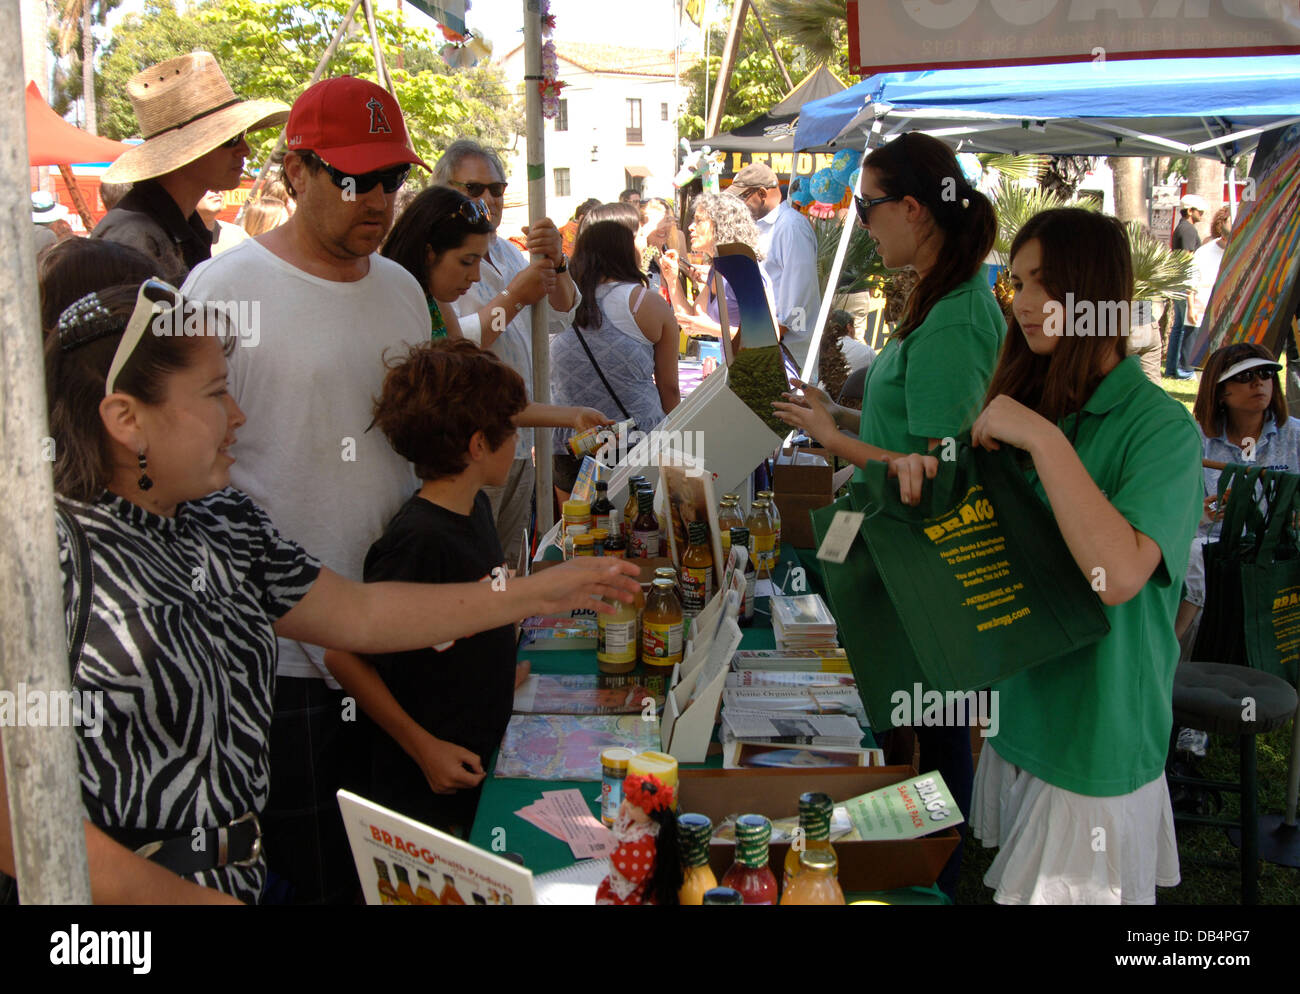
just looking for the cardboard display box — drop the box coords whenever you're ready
[679,766,960,893]
[773,446,835,550]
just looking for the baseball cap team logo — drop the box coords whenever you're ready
[366,96,392,135]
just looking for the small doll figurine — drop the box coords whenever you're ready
[595,773,682,905]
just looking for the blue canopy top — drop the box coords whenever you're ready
[794,56,1300,159]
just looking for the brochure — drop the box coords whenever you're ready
[842,771,964,842]
[494,714,660,781]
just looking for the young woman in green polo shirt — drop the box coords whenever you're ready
[772,132,1002,899]
[943,208,1201,904]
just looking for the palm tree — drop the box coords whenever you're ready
[765,0,847,68]
[57,0,97,134]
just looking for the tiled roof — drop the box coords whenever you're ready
[502,42,696,77]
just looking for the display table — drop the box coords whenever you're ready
[467,544,948,906]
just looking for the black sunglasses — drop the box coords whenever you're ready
[219,131,246,149]
[1227,367,1276,385]
[444,199,491,225]
[302,151,410,195]
[449,179,507,199]
[854,193,901,226]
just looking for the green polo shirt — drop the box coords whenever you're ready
[855,271,1005,475]
[988,356,1203,796]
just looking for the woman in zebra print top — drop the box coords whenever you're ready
[0,280,641,904]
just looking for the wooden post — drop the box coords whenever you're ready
[705,0,748,138]
[525,0,554,536]
[747,1,792,92]
[56,164,94,230]
[1,0,93,905]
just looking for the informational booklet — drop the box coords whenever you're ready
[722,686,868,724]
[726,669,857,689]
[720,709,864,745]
[513,672,667,715]
[337,789,536,905]
[723,741,883,770]
[842,771,965,842]
[494,714,660,781]
[730,648,851,672]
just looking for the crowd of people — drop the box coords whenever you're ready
[2,46,1288,907]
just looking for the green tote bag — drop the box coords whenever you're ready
[854,441,1110,695]
[1238,469,1300,685]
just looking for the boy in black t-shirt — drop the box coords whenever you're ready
[324,341,528,835]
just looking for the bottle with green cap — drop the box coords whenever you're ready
[720,814,778,904]
[631,488,660,558]
[730,527,756,627]
[701,887,744,906]
[780,849,846,905]
[676,813,718,905]
[783,791,836,889]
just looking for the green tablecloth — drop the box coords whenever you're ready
[467,545,946,905]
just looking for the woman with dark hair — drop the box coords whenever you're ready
[772,132,1003,898]
[580,201,642,235]
[549,218,681,499]
[0,281,640,904]
[382,186,495,340]
[1176,341,1300,644]
[948,208,1202,904]
[38,238,159,334]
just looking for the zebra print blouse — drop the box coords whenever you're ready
[55,488,321,903]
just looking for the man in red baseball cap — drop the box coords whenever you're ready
[182,76,433,904]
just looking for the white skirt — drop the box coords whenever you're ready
[970,744,1181,905]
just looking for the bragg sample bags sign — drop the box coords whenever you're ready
[814,442,1109,727]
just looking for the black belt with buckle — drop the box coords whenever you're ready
[102,812,262,876]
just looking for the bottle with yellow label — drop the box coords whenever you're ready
[623,476,647,541]
[597,592,639,674]
[677,813,718,905]
[573,533,596,556]
[562,498,591,536]
[718,495,743,557]
[415,869,441,905]
[680,520,713,623]
[642,578,684,669]
[756,490,781,567]
[394,864,420,905]
[746,499,777,574]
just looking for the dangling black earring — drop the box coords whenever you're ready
[137,450,153,492]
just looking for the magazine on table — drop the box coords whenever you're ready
[720,709,864,746]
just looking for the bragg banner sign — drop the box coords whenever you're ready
[848,0,1300,75]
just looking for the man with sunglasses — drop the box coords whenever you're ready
[182,76,432,905]
[726,162,820,366]
[93,52,288,283]
[432,139,579,568]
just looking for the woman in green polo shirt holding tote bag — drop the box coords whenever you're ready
[773,132,1003,898]
[952,208,1200,904]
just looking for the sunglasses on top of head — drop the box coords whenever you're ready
[300,151,410,195]
[446,199,491,225]
[449,179,508,199]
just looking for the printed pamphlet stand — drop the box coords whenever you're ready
[662,587,742,763]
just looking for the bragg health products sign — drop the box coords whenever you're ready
[848,0,1300,75]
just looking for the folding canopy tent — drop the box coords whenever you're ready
[25,80,126,228]
[787,56,1300,384]
[690,64,844,157]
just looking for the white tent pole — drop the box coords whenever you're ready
[524,0,553,536]
[1,0,93,904]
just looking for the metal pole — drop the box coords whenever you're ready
[239,0,365,222]
[525,0,553,536]
[1,0,93,904]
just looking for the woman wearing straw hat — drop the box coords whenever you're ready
[92,52,288,283]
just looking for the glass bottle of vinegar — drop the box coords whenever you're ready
[680,520,713,624]
[642,577,684,669]
[756,490,781,566]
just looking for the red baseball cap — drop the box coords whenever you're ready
[285,76,429,173]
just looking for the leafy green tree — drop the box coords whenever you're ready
[48,0,126,132]
[95,0,521,179]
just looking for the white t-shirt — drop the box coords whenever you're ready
[755,200,821,366]
[182,238,427,683]
[454,234,580,459]
[1186,239,1226,327]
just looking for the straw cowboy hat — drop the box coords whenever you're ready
[102,52,289,184]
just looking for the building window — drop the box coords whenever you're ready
[624,171,645,196]
[555,99,568,132]
[554,167,571,197]
[626,98,642,144]
[661,102,669,121]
